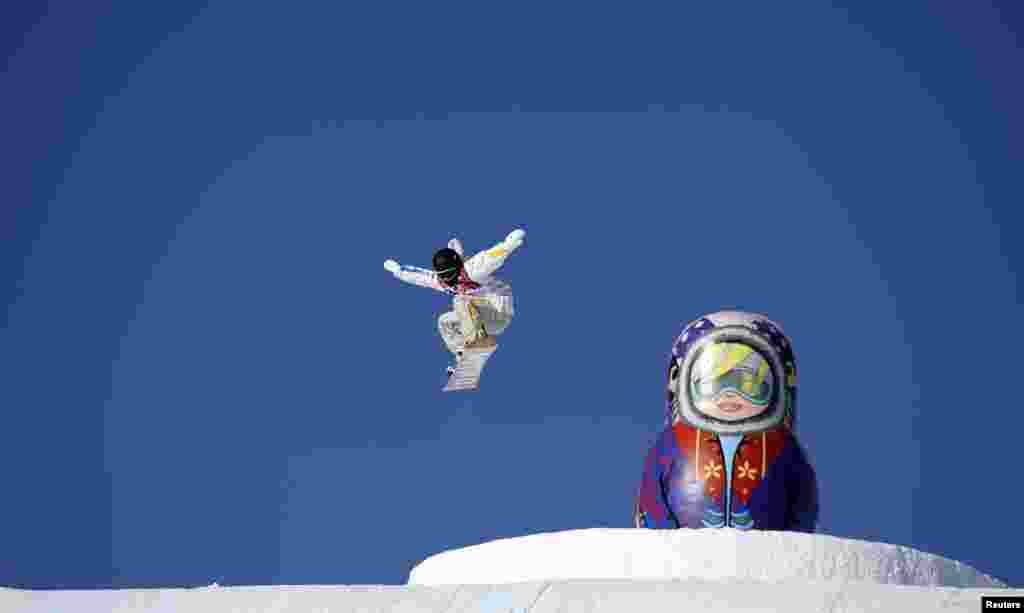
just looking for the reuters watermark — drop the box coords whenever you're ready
[983,596,1024,610]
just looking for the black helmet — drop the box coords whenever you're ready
[432,247,462,286]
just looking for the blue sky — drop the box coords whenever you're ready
[2,0,1022,589]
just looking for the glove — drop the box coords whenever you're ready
[504,229,525,250]
[384,259,400,274]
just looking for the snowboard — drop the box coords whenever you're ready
[443,343,498,392]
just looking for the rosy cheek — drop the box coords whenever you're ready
[695,400,718,413]
[740,404,768,418]
[697,398,769,421]
[728,399,767,417]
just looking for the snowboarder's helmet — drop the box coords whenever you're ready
[432,248,462,286]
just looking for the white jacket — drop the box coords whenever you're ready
[392,232,522,301]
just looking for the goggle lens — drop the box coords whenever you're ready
[688,342,774,405]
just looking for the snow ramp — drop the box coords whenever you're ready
[2,529,1019,612]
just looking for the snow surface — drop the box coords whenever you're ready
[2,530,1017,612]
[2,579,1021,613]
[409,528,1008,588]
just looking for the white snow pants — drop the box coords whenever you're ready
[438,294,513,354]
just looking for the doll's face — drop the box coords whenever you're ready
[688,342,774,422]
[695,391,767,422]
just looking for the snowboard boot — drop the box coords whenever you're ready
[464,332,497,351]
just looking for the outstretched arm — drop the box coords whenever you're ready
[463,228,525,281]
[448,238,464,257]
[384,259,443,291]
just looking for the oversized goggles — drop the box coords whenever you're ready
[689,342,775,406]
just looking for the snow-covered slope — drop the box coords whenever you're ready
[2,530,1017,612]
[409,528,1008,588]
[2,579,1022,613]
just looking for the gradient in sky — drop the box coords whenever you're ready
[2,0,1022,589]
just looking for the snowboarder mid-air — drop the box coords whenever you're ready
[384,229,525,386]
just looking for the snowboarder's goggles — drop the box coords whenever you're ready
[687,342,775,406]
[435,266,459,279]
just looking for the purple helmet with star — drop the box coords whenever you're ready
[665,310,798,434]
